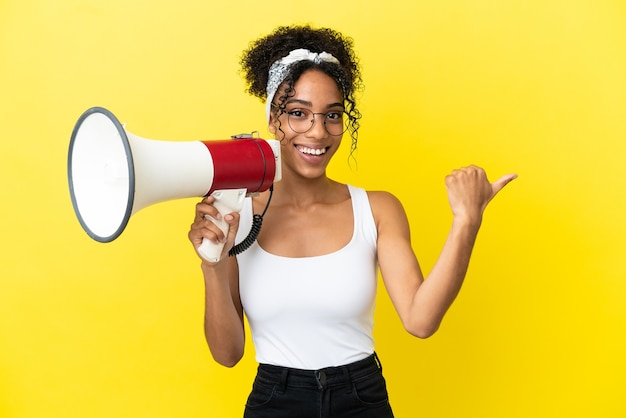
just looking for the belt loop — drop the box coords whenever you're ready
[314,370,327,390]
[341,366,353,394]
[278,368,289,393]
[373,352,383,372]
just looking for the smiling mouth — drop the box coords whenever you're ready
[296,145,328,156]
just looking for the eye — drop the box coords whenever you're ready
[287,109,309,119]
[325,111,343,122]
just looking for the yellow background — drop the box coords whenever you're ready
[1,1,625,417]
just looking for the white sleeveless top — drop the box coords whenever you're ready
[236,185,378,370]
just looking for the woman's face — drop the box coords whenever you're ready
[269,69,344,180]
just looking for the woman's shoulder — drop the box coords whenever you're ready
[333,183,405,213]
[361,189,410,235]
[364,189,401,204]
[358,188,406,217]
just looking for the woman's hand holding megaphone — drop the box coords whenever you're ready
[189,191,244,264]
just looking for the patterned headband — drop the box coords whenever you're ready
[265,48,340,122]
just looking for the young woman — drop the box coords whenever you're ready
[188,25,516,417]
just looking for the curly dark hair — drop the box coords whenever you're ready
[240,25,363,156]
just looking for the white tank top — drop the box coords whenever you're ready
[236,185,378,370]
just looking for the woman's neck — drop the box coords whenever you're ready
[271,175,343,208]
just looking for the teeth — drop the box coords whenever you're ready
[297,146,326,156]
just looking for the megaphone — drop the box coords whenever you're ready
[67,106,281,262]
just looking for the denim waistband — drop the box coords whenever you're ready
[256,353,383,390]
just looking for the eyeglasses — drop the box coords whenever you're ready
[282,108,348,136]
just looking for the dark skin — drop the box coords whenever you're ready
[189,69,517,367]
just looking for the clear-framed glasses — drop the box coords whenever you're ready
[283,108,348,136]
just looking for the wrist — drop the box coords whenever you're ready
[451,213,482,234]
[200,258,228,275]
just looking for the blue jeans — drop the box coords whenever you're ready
[243,353,394,418]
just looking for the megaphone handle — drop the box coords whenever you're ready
[197,188,247,262]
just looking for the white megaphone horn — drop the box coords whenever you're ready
[67,106,281,262]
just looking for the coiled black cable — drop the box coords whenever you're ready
[228,185,274,257]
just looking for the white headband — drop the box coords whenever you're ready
[265,48,340,122]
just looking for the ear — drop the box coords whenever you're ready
[268,114,277,135]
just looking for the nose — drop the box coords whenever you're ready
[306,113,327,138]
